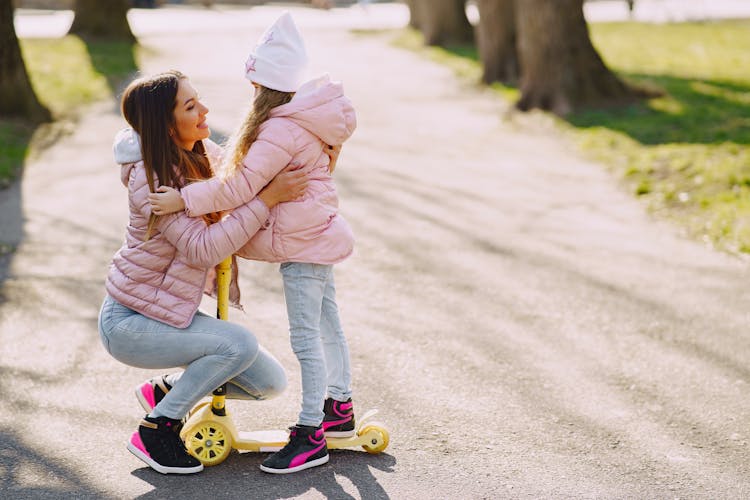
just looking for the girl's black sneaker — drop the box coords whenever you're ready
[259,425,329,474]
[322,398,355,437]
[127,415,203,475]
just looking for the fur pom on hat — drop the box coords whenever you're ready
[244,12,308,93]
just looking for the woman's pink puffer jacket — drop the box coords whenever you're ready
[105,136,270,328]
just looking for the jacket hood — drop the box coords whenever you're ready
[113,128,142,187]
[113,128,142,164]
[270,74,356,146]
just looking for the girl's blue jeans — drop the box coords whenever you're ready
[98,294,286,420]
[280,262,352,427]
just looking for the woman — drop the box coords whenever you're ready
[98,70,307,475]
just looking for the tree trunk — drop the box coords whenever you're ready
[70,0,134,40]
[476,0,518,85]
[417,0,473,47]
[0,0,51,122]
[515,0,632,115]
[404,0,423,29]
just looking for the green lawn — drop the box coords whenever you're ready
[394,20,750,254]
[0,35,137,187]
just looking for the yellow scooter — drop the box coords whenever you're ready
[179,257,390,466]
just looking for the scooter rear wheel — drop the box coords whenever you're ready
[184,420,233,466]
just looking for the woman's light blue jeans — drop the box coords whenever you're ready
[280,262,352,427]
[98,294,286,420]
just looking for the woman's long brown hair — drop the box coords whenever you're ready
[221,85,294,180]
[120,70,220,238]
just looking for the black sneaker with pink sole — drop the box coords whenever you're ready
[260,425,329,474]
[127,415,203,475]
[322,397,355,437]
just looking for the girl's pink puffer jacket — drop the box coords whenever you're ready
[179,74,356,265]
[105,136,270,328]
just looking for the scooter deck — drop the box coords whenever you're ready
[235,430,288,452]
[232,409,385,452]
[182,405,389,459]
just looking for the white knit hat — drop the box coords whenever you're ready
[244,12,308,93]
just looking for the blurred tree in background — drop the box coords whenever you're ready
[475,0,517,85]
[515,0,633,114]
[415,0,473,46]
[70,0,134,40]
[0,0,50,121]
[406,0,635,114]
[404,0,422,29]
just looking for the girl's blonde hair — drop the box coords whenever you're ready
[221,85,294,180]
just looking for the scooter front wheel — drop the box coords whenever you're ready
[184,420,233,466]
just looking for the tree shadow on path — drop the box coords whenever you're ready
[0,430,112,499]
[567,73,750,146]
[81,35,139,111]
[133,450,396,499]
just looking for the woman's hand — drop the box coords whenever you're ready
[325,144,342,173]
[258,164,309,208]
[148,186,185,215]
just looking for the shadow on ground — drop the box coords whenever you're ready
[132,450,396,499]
[420,40,749,147]
[81,36,138,105]
[0,430,110,498]
[567,73,750,145]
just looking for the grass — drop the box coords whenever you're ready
[393,20,750,255]
[574,20,750,253]
[0,122,35,189]
[0,35,137,187]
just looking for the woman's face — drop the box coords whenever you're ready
[172,78,210,150]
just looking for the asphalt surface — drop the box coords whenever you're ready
[2,3,750,499]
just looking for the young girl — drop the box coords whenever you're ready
[149,12,357,474]
[100,70,308,475]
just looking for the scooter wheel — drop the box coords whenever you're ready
[183,420,233,466]
[360,425,389,454]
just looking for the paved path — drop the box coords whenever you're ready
[2,3,750,499]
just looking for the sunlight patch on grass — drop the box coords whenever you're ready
[691,81,750,106]
[648,96,684,115]
[20,36,111,117]
[589,20,750,82]
[20,35,138,118]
